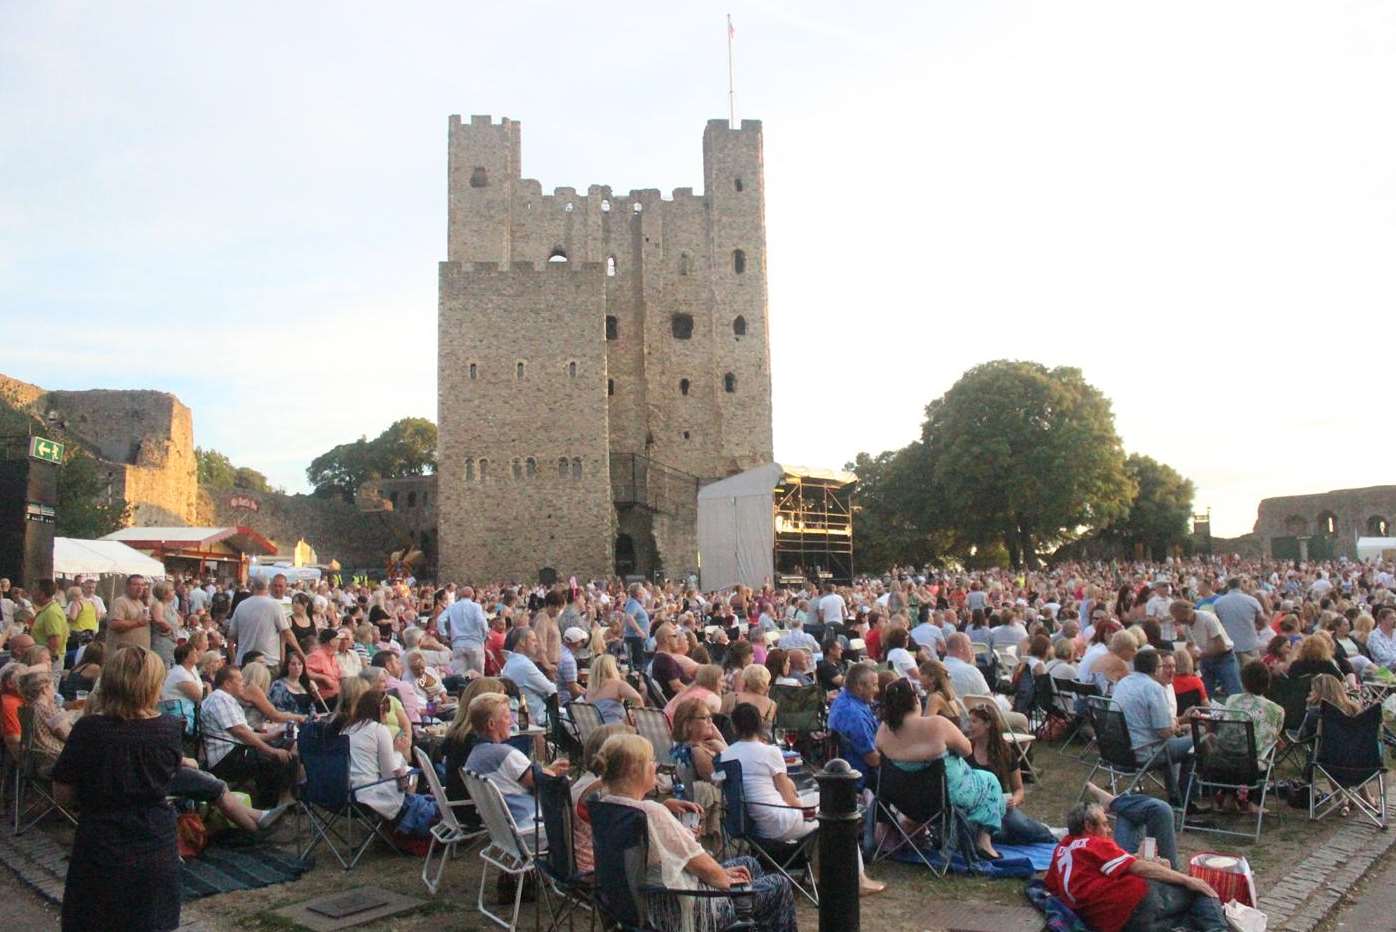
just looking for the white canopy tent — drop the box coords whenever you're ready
[1356,537,1396,561]
[696,463,785,592]
[53,538,167,579]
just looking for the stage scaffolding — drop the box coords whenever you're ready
[772,467,855,585]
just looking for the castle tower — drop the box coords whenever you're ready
[437,115,773,584]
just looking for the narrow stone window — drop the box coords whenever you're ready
[632,202,642,212]
[389,491,399,508]
[516,361,525,380]
[468,362,478,380]
[512,458,523,480]
[605,316,618,340]
[421,491,428,508]
[607,256,617,277]
[733,315,747,336]
[571,457,583,479]
[679,378,690,396]
[478,458,489,480]
[724,372,736,393]
[407,491,417,508]
[526,457,537,478]
[558,457,569,479]
[608,378,615,396]
[601,199,611,212]
[470,166,488,188]
[682,430,691,440]
[671,313,694,339]
[734,177,744,192]
[464,458,475,481]
[678,253,691,276]
[568,361,577,378]
[549,247,568,263]
[733,249,746,274]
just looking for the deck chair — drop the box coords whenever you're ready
[1174,689,1204,717]
[12,706,77,835]
[413,746,485,894]
[964,694,1039,781]
[1181,713,1276,842]
[1310,701,1387,829]
[569,702,605,746]
[642,673,669,709]
[464,769,547,931]
[1055,680,1103,756]
[534,769,594,932]
[716,758,819,906]
[295,721,414,870]
[869,758,951,876]
[771,683,827,762]
[631,707,676,769]
[1029,672,1071,738]
[545,693,582,760]
[1266,674,1315,774]
[1079,697,1170,800]
[590,799,754,932]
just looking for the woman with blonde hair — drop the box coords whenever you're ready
[585,653,642,725]
[52,645,184,931]
[440,676,506,802]
[596,733,797,932]
[663,663,723,721]
[1353,613,1375,651]
[572,722,635,873]
[238,660,307,731]
[669,697,727,835]
[719,663,776,723]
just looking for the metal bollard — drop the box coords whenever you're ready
[815,758,861,932]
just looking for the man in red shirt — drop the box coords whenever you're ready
[1046,802,1224,932]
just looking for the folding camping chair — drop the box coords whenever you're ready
[1055,680,1103,756]
[1180,712,1276,842]
[642,673,669,710]
[464,770,547,931]
[1079,697,1170,800]
[964,694,1039,781]
[868,758,952,876]
[1266,673,1315,775]
[413,746,485,894]
[590,799,755,932]
[545,693,582,760]
[295,721,416,870]
[631,707,676,770]
[12,706,77,835]
[534,768,595,932]
[568,702,605,746]
[1309,701,1387,829]
[1029,672,1072,738]
[771,683,827,763]
[716,758,819,906]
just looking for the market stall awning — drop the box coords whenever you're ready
[53,538,167,578]
[101,526,277,556]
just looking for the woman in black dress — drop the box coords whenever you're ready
[53,645,183,932]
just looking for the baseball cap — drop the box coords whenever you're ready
[563,627,588,644]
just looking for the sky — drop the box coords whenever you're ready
[2,1,1394,539]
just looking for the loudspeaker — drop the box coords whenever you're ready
[0,456,58,587]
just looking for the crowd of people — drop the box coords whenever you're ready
[2,553,1395,931]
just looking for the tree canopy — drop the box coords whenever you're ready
[1103,454,1197,560]
[57,452,130,538]
[197,447,272,493]
[306,417,437,502]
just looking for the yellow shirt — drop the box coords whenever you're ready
[71,598,98,634]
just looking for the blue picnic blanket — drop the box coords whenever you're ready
[890,840,1056,878]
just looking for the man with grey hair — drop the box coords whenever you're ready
[827,661,881,789]
[1048,799,1223,931]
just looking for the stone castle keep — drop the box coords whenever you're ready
[436,114,775,583]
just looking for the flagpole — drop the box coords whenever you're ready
[727,13,736,128]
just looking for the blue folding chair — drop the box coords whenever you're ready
[716,758,818,906]
[534,768,594,932]
[589,799,754,932]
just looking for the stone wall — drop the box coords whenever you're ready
[437,114,774,581]
[199,486,403,572]
[1255,486,1396,560]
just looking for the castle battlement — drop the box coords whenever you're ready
[443,260,606,277]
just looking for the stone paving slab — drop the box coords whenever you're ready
[270,886,426,931]
[0,829,68,904]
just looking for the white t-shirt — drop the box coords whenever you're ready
[817,593,847,624]
[161,664,201,702]
[720,740,808,840]
[228,595,291,665]
[344,720,405,819]
[886,646,918,679]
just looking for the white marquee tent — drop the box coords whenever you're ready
[1356,537,1396,561]
[53,537,167,579]
[696,463,786,592]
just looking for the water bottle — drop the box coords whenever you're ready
[672,776,686,801]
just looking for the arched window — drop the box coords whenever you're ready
[723,372,736,393]
[679,378,690,396]
[468,362,478,380]
[567,361,577,378]
[671,314,694,339]
[469,166,488,188]
[464,458,475,481]
[608,378,615,396]
[512,458,523,480]
[1368,516,1390,536]
[548,247,568,263]
[407,491,417,508]
[1317,511,1338,536]
[606,256,617,277]
[678,253,691,276]
[734,177,744,192]
[605,315,618,340]
[525,457,538,479]
[733,315,747,336]
[558,457,569,479]
[478,458,489,480]
[614,534,636,576]
[733,249,746,274]
[516,361,525,380]
[601,198,611,213]
[571,457,583,479]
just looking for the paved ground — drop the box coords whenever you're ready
[1325,842,1396,931]
[0,859,60,928]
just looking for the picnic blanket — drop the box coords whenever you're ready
[889,840,1056,878]
[179,843,313,901]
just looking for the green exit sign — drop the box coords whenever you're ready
[29,436,64,464]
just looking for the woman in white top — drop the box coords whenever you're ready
[327,676,435,835]
[882,627,921,685]
[161,643,205,703]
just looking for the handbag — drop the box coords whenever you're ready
[176,811,208,859]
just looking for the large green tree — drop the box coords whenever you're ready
[1107,454,1196,560]
[846,443,949,570]
[307,418,437,502]
[921,360,1134,567]
[57,452,130,538]
[195,447,236,488]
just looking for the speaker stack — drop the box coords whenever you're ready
[0,437,58,586]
